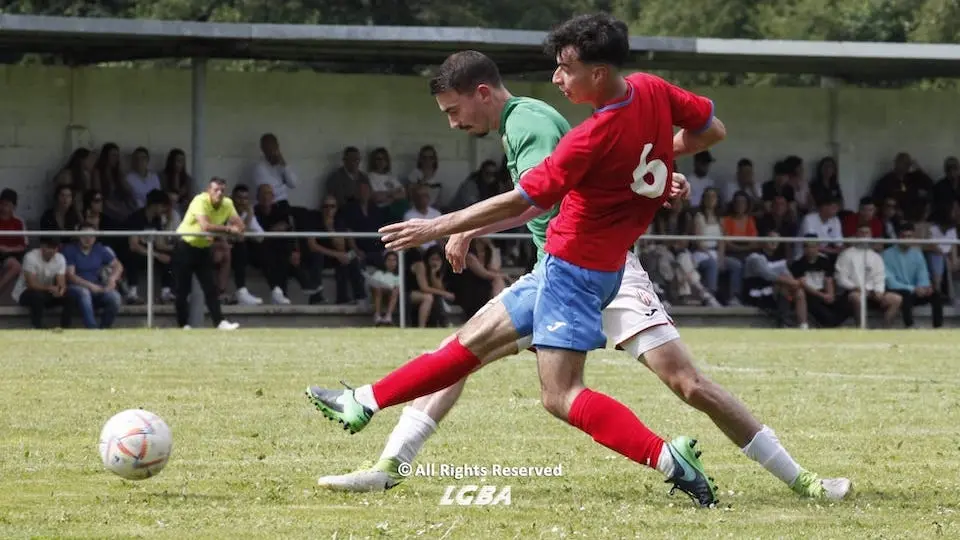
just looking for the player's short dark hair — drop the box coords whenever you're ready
[544,13,630,67]
[429,50,503,96]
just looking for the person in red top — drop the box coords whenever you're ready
[0,188,26,293]
[842,196,883,238]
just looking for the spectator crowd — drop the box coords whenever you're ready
[0,138,956,330]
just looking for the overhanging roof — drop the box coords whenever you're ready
[1,13,960,78]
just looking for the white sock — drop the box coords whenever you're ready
[741,425,802,486]
[379,406,438,465]
[353,385,380,412]
[656,445,675,478]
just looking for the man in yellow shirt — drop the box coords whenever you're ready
[174,177,245,330]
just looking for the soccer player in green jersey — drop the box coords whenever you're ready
[308,48,849,504]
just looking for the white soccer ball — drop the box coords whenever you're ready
[98,409,173,480]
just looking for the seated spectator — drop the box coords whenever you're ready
[872,152,933,214]
[122,190,175,304]
[255,184,315,305]
[54,148,96,214]
[93,142,136,223]
[784,156,812,216]
[0,188,27,293]
[743,233,809,328]
[790,235,847,328]
[926,203,958,297]
[324,146,366,208]
[404,246,454,327]
[687,151,715,208]
[307,195,367,305]
[721,191,759,262]
[228,184,264,305]
[883,222,943,328]
[368,251,400,326]
[254,133,297,210]
[722,158,762,214]
[447,237,507,318]
[761,161,796,214]
[933,156,960,207]
[800,197,844,257]
[878,197,902,239]
[160,149,193,206]
[691,188,743,305]
[809,156,845,212]
[842,197,883,238]
[124,147,162,210]
[40,185,82,239]
[12,236,72,329]
[406,145,443,207]
[643,203,719,307]
[342,180,387,267]
[403,184,443,250]
[62,223,124,329]
[834,224,901,328]
[366,147,405,209]
[448,160,501,212]
[756,194,799,247]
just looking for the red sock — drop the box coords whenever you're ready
[371,337,479,409]
[568,389,665,469]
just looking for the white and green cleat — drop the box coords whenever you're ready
[317,457,406,492]
[790,469,852,500]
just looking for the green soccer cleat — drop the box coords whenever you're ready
[317,457,405,492]
[305,383,374,434]
[790,469,852,500]
[664,436,719,508]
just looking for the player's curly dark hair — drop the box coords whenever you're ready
[543,13,630,67]
[429,50,503,95]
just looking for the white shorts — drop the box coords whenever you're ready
[510,251,679,358]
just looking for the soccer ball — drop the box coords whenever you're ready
[98,409,173,480]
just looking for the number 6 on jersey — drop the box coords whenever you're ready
[630,143,668,199]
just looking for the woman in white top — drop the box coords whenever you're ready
[125,147,162,209]
[366,148,404,208]
[927,202,958,296]
[406,145,443,207]
[692,187,744,305]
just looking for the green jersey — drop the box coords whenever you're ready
[499,96,570,262]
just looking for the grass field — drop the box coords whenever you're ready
[1,328,958,539]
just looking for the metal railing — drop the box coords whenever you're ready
[0,229,956,330]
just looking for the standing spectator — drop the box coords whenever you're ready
[406,145,443,207]
[0,188,26,292]
[160,149,193,206]
[791,235,847,328]
[743,233,809,328]
[692,188,743,305]
[228,184,264,306]
[173,177,243,330]
[841,197,883,238]
[366,147,405,209]
[834,224,902,327]
[402,184,443,250]
[40,184,82,238]
[253,133,298,210]
[882,222,943,328]
[324,146,366,208]
[342,180,387,267]
[800,197,844,257]
[122,189,175,304]
[12,237,72,329]
[307,195,368,305]
[368,251,401,326]
[809,156,845,211]
[62,224,124,329]
[125,147,162,210]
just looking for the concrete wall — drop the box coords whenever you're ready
[1,64,958,222]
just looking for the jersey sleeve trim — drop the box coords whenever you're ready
[692,100,714,134]
[514,185,545,210]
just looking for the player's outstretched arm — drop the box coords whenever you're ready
[379,190,530,251]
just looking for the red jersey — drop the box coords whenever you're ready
[517,73,714,271]
[0,216,26,252]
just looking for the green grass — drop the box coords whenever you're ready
[1,328,959,539]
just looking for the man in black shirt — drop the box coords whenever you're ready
[122,189,174,303]
[761,161,796,214]
[790,235,847,327]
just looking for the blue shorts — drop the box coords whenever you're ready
[532,255,624,352]
[499,269,540,340]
